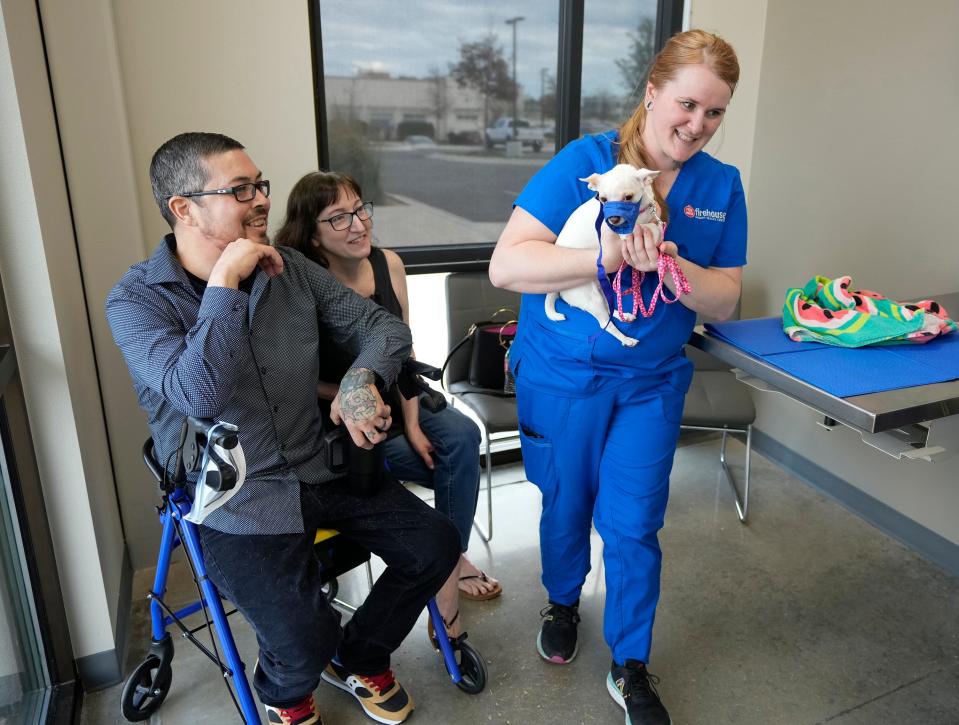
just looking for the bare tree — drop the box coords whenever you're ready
[426,65,449,140]
[615,17,656,96]
[449,33,514,132]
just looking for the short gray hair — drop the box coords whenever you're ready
[149,132,245,229]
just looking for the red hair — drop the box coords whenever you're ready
[617,29,740,223]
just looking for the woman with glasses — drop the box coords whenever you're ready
[276,171,501,642]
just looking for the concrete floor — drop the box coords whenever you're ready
[82,434,959,724]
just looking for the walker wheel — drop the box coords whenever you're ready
[322,577,339,604]
[120,655,172,721]
[453,640,487,694]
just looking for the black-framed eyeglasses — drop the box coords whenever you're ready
[318,201,374,231]
[173,180,271,203]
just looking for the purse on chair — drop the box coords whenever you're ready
[441,308,517,394]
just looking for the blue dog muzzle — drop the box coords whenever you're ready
[601,199,645,234]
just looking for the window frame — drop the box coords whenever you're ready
[307,0,684,274]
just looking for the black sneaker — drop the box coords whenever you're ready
[537,600,580,664]
[607,659,671,725]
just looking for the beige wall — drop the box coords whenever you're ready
[0,0,123,660]
[702,0,959,545]
[39,0,317,569]
[689,0,768,192]
[110,0,319,246]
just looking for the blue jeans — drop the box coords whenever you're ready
[383,403,482,552]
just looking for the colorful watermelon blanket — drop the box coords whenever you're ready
[783,276,958,347]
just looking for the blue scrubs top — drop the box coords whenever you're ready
[510,132,748,397]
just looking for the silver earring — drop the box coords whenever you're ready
[645,100,653,111]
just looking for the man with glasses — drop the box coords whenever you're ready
[106,132,459,725]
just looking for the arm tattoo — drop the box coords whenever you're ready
[339,368,378,423]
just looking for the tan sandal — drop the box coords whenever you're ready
[458,572,502,601]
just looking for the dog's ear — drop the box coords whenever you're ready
[634,168,661,183]
[579,174,602,191]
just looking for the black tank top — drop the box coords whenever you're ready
[318,247,406,433]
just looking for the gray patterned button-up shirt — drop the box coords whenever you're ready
[106,236,412,534]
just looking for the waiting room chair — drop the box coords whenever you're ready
[681,310,756,523]
[443,271,521,542]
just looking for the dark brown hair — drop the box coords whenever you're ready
[274,171,362,267]
[150,132,245,229]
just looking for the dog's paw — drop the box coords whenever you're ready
[621,337,639,347]
[616,312,636,322]
[546,310,567,321]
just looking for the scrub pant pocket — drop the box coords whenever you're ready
[517,384,600,605]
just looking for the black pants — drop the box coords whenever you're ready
[199,478,460,706]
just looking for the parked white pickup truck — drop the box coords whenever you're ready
[485,118,545,152]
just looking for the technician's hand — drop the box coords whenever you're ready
[598,223,627,273]
[331,368,392,449]
[405,425,435,470]
[208,238,284,289]
[620,223,664,272]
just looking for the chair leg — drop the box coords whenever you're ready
[473,425,493,542]
[719,426,751,523]
[330,559,374,614]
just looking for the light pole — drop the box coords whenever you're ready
[505,16,525,140]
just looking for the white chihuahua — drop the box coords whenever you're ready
[545,164,661,347]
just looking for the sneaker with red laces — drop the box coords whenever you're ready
[321,658,413,724]
[264,693,322,725]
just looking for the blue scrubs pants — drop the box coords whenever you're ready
[516,371,687,664]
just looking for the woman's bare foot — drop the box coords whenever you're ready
[434,560,463,638]
[457,555,502,600]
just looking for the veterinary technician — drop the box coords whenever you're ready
[489,30,747,725]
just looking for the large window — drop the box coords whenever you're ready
[580,2,659,135]
[311,0,682,267]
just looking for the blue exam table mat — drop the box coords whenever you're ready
[705,316,817,356]
[705,318,959,398]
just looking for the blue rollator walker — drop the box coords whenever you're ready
[120,361,487,723]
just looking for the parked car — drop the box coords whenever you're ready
[447,130,483,145]
[404,134,436,148]
[485,117,545,152]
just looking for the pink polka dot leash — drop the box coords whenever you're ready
[611,221,692,320]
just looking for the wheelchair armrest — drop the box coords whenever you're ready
[396,359,447,412]
[404,359,442,381]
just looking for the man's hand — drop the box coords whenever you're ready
[405,424,435,470]
[330,368,392,449]
[208,238,284,289]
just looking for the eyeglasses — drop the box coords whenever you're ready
[174,180,271,203]
[318,201,374,231]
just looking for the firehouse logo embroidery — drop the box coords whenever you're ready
[683,204,726,222]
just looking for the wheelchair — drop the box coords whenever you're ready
[120,361,487,723]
